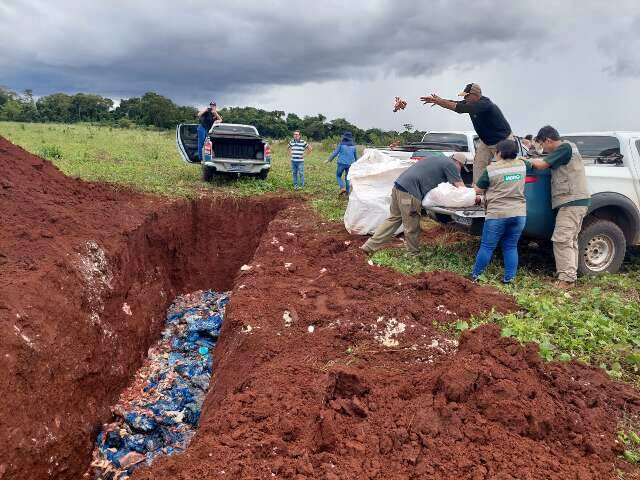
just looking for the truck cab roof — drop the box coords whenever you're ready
[563,131,640,140]
[426,130,476,135]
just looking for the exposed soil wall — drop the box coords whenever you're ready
[0,136,286,479]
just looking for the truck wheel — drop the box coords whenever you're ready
[256,170,269,180]
[202,165,215,182]
[578,217,626,275]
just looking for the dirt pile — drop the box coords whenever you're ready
[131,206,639,479]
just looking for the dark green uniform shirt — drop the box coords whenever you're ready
[542,143,591,209]
[476,159,532,190]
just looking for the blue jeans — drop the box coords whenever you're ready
[472,216,526,282]
[336,163,351,192]
[291,161,304,187]
[197,124,208,161]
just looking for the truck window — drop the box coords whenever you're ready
[562,135,621,165]
[421,133,468,151]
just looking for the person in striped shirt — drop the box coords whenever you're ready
[288,130,312,189]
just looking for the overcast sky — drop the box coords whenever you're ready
[1,0,639,134]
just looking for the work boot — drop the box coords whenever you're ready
[339,188,347,196]
[360,244,374,255]
[552,279,576,290]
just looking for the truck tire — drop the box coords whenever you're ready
[202,165,215,182]
[578,217,626,275]
[256,170,269,180]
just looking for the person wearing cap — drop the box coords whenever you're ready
[420,83,513,184]
[361,152,466,255]
[196,101,223,161]
[326,131,358,195]
[529,125,591,288]
[471,139,531,284]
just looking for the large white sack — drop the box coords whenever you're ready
[422,182,477,208]
[344,148,416,235]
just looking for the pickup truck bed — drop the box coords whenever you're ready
[176,123,272,180]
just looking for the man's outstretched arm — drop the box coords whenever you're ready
[420,94,458,111]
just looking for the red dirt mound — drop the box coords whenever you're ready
[132,206,639,480]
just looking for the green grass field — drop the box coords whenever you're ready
[0,121,347,221]
[2,121,640,386]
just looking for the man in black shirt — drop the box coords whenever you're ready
[196,101,223,161]
[361,152,466,255]
[421,83,513,184]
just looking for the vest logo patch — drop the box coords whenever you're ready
[503,173,523,182]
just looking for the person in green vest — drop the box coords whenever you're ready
[529,125,591,288]
[471,139,530,283]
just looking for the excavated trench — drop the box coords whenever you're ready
[5,138,640,480]
[5,137,640,480]
[1,196,287,480]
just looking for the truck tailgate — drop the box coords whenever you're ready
[212,137,263,160]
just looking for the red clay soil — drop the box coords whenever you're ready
[0,137,286,479]
[1,135,639,480]
[132,210,640,479]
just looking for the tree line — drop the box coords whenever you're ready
[0,87,425,144]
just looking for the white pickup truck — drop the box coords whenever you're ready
[375,130,528,184]
[176,123,272,180]
[427,132,640,275]
[376,131,478,162]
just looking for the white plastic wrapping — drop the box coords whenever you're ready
[343,149,416,235]
[422,182,477,208]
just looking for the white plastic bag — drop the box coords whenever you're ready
[343,149,416,235]
[422,182,476,208]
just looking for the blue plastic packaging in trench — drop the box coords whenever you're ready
[90,290,229,479]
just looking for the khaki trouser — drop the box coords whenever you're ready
[473,134,514,184]
[363,187,422,254]
[552,206,588,282]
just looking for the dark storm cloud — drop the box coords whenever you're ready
[599,15,640,77]
[0,0,548,102]
[0,0,637,104]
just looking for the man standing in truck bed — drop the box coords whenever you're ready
[420,83,513,184]
[196,101,222,161]
[529,125,591,288]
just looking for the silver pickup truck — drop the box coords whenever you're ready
[176,123,272,181]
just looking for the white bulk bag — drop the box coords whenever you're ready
[422,182,476,208]
[343,149,416,235]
